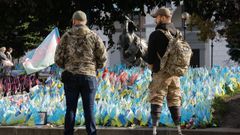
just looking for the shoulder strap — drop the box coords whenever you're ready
[156,52,162,61]
[155,29,173,60]
[175,30,183,39]
[158,29,184,40]
[158,29,173,40]
[156,29,174,69]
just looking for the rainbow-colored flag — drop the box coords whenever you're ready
[23,28,60,74]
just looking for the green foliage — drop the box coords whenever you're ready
[226,22,240,63]
[212,96,228,126]
[188,14,216,41]
[185,0,240,63]
[212,82,240,126]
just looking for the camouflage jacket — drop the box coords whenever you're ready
[54,25,107,77]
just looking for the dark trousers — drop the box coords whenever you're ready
[63,73,97,135]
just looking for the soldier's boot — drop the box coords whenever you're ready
[169,106,184,135]
[151,104,162,135]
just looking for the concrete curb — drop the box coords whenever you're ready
[0,126,240,135]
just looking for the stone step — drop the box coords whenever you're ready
[0,126,240,135]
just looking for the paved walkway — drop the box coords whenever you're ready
[0,126,240,135]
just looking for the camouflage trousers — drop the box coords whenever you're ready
[149,71,181,107]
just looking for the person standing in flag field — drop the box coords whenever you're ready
[148,7,185,135]
[55,10,107,135]
[5,47,13,63]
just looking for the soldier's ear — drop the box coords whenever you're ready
[70,19,73,26]
[72,19,75,25]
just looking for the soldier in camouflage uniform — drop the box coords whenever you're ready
[55,10,107,135]
[148,8,184,135]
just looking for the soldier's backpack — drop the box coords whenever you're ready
[157,30,192,76]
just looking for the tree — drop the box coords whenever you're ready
[0,0,181,58]
[0,0,73,57]
[226,22,240,63]
[184,0,240,63]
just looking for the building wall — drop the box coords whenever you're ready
[212,38,231,66]
[108,31,122,67]
[93,29,111,67]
